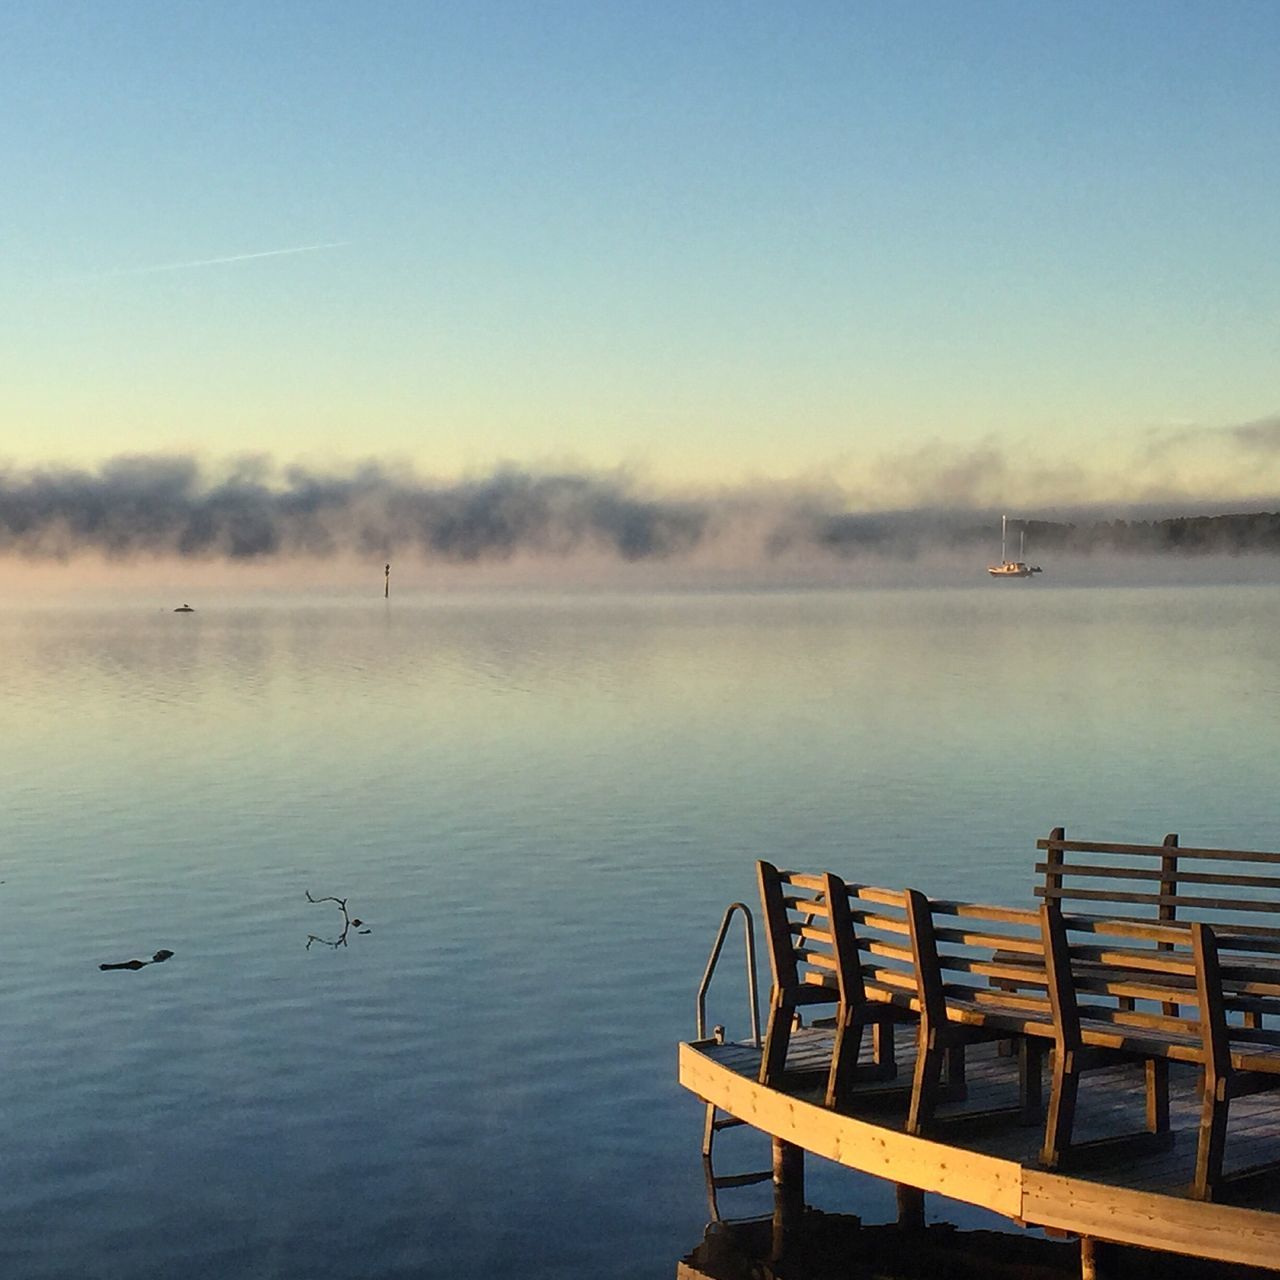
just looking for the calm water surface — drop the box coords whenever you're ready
[4,585,1280,1278]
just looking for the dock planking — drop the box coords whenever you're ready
[698,1027,1280,1199]
[681,1026,1280,1270]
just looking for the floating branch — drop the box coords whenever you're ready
[305,890,371,950]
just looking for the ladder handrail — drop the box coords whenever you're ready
[696,901,761,1047]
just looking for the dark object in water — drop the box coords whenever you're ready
[100,949,174,971]
[174,604,194,612]
[305,890,371,948]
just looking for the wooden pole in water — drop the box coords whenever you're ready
[1080,1236,1108,1280]
[770,1138,804,1262]
[384,563,390,599]
[896,1183,925,1231]
[1080,1236,1097,1280]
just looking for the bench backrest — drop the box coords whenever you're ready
[1044,909,1207,1044]
[830,878,915,1006]
[757,861,915,1011]
[1035,827,1280,941]
[1203,929,1280,1048]
[756,861,843,1003]
[1044,908,1280,1057]
[906,893,1053,1029]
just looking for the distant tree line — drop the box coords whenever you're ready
[1010,514,1280,555]
[807,511,1280,560]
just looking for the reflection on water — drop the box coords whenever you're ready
[3,587,1280,1277]
[678,1214,1076,1280]
[304,890,372,949]
[675,1212,1258,1279]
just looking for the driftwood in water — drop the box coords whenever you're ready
[305,890,371,949]
[99,949,174,971]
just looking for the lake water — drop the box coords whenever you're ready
[4,583,1280,1278]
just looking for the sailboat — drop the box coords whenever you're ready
[987,515,1042,578]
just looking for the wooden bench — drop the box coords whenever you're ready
[909,893,1280,1199]
[759,852,1280,1201]
[1036,828,1280,1038]
[902,891,1055,1135]
[1040,906,1280,1201]
[756,861,918,1106]
[1037,827,1280,946]
[758,862,1051,1125]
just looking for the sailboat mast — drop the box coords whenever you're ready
[1001,514,1007,562]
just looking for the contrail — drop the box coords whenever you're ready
[94,241,349,278]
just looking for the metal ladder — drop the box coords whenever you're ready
[695,901,769,1224]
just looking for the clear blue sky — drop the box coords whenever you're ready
[3,1,1278,501]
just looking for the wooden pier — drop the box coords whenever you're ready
[681,1027,1280,1272]
[680,835,1280,1276]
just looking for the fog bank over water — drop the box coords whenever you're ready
[5,454,1280,591]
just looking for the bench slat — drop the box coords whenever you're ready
[929,900,1040,926]
[785,872,826,890]
[793,922,837,944]
[1037,838,1280,865]
[1068,944,1195,975]
[782,895,828,916]
[864,966,916,992]
[1072,974,1201,1005]
[936,954,1049,985]
[842,883,909,908]
[847,909,911,935]
[931,927,1042,954]
[1042,885,1280,914]
[1036,860,1280,892]
[950,986,1053,1014]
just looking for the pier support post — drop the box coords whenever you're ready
[1080,1236,1111,1280]
[770,1138,805,1262]
[895,1183,925,1231]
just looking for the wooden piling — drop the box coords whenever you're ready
[1080,1235,1103,1280]
[770,1138,805,1261]
[896,1183,925,1231]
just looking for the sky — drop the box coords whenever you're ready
[2,1,1279,525]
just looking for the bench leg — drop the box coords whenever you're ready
[827,1013,906,1106]
[1145,1058,1170,1135]
[907,1034,944,1136]
[760,997,795,1087]
[1041,1051,1079,1169]
[825,1009,863,1107]
[944,1042,966,1091]
[1194,1076,1230,1202]
[872,1019,897,1078]
[991,979,1016,1058]
[1019,1040,1044,1124]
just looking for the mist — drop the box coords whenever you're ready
[5,454,1280,591]
[0,457,710,565]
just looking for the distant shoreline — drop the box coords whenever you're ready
[1003,512,1280,556]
